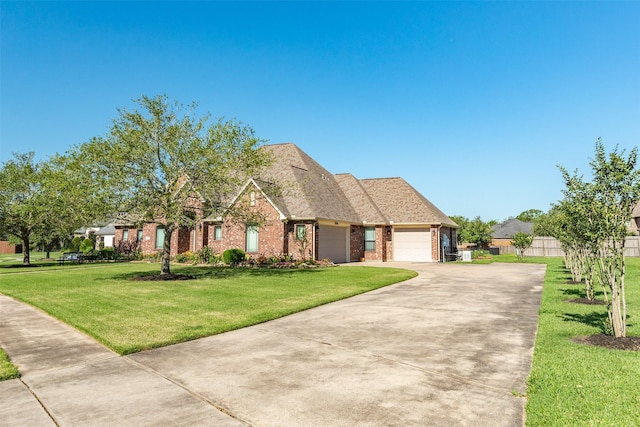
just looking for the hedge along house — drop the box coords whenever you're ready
[114,143,457,263]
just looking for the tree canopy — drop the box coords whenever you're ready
[0,153,92,265]
[70,95,270,275]
[450,215,493,248]
[516,209,543,222]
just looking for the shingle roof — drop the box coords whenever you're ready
[491,218,533,238]
[257,143,456,227]
[334,174,387,224]
[359,177,457,226]
[95,224,116,236]
[258,143,361,222]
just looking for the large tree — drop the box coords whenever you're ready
[450,215,493,248]
[0,153,91,265]
[516,208,543,222]
[71,95,270,276]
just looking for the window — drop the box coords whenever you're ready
[250,191,256,206]
[246,225,259,252]
[214,225,222,241]
[365,227,376,251]
[122,229,129,242]
[137,229,143,242]
[296,224,306,241]
[155,227,165,250]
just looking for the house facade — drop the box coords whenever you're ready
[114,143,457,263]
[491,218,534,248]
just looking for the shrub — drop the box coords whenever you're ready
[98,247,117,260]
[115,240,139,260]
[80,238,95,254]
[223,248,246,265]
[175,251,199,264]
[197,246,215,264]
[68,236,82,252]
[143,252,162,262]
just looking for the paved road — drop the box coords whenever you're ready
[0,262,545,426]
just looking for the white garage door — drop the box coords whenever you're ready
[318,225,348,263]
[393,228,432,262]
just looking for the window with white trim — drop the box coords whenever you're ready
[364,227,376,251]
[155,227,165,250]
[246,225,259,252]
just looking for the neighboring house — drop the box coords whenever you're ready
[0,241,21,254]
[491,218,533,247]
[114,143,457,263]
[94,224,116,248]
[630,200,640,235]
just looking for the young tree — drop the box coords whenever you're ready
[70,95,270,276]
[512,232,533,260]
[558,139,640,337]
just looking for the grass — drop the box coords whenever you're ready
[0,262,416,355]
[472,253,640,425]
[525,256,640,426]
[0,349,20,381]
[2,252,639,424]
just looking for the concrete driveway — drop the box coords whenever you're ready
[0,262,545,426]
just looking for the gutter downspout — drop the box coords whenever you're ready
[437,224,443,262]
[313,222,317,261]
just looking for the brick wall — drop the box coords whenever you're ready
[287,222,315,260]
[431,226,439,261]
[350,225,364,261]
[0,241,20,254]
[205,185,287,258]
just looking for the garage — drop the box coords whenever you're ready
[393,228,433,262]
[317,225,348,263]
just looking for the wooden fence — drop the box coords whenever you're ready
[495,236,640,258]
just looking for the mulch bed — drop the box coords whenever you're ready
[130,274,197,281]
[573,334,640,351]
[565,298,606,305]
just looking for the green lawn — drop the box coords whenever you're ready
[524,256,640,426]
[480,254,640,425]
[2,254,639,425]
[0,349,20,381]
[0,262,416,355]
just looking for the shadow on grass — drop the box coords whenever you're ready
[561,287,604,299]
[113,265,326,281]
[562,311,610,333]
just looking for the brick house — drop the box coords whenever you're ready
[114,143,457,263]
[490,218,534,248]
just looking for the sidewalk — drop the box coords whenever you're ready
[0,295,242,426]
[1,262,545,426]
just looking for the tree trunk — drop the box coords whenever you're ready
[160,228,173,275]
[22,234,31,266]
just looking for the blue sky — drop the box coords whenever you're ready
[2,1,639,221]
